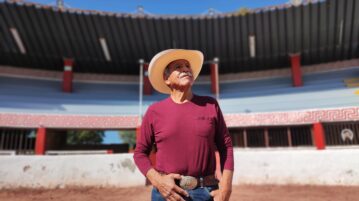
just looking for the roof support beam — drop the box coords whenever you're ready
[313,122,326,150]
[249,35,256,58]
[9,28,26,54]
[143,62,152,95]
[99,37,111,62]
[290,53,303,87]
[35,127,47,155]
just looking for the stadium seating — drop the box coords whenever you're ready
[0,67,358,116]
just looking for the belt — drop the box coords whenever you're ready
[177,175,219,190]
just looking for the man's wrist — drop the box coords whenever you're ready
[219,184,232,194]
[146,168,163,188]
[220,186,232,191]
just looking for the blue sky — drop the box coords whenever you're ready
[102,130,122,144]
[29,0,290,15]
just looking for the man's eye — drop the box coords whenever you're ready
[175,65,181,69]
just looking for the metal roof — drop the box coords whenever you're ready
[0,0,358,75]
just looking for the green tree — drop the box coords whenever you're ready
[118,130,136,149]
[67,130,104,145]
[236,7,251,16]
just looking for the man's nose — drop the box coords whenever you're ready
[181,66,190,72]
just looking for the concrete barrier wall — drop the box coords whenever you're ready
[0,154,146,189]
[232,148,359,186]
[0,149,358,189]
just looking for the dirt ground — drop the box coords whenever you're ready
[0,184,358,201]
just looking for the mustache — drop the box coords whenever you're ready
[179,72,193,78]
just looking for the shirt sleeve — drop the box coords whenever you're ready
[133,109,155,176]
[214,100,234,171]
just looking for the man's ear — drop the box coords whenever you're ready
[163,73,170,84]
[164,78,171,86]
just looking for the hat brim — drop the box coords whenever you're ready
[148,49,204,94]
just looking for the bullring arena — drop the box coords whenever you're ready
[1,0,359,200]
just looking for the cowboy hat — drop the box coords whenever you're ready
[148,49,204,94]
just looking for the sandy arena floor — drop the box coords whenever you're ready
[0,184,358,201]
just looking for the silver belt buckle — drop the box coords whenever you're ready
[179,176,198,190]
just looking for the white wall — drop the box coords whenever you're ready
[233,148,359,186]
[0,149,358,189]
[0,154,146,189]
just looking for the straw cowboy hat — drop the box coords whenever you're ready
[148,49,204,94]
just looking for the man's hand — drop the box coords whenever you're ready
[210,189,221,201]
[146,168,189,201]
[210,186,231,201]
[210,169,233,201]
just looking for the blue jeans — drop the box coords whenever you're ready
[151,185,218,201]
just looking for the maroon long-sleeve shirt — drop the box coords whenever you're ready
[133,95,234,177]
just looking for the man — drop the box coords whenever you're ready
[134,49,234,201]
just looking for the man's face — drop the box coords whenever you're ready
[164,59,194,90]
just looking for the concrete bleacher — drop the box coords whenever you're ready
[0,67,358,115]
[217,67,359,113]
